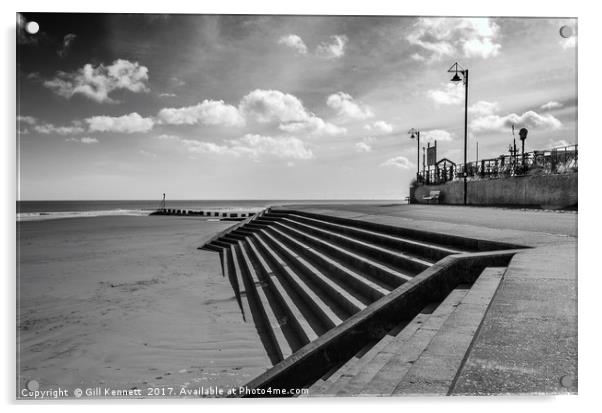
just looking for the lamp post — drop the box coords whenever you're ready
[408,128,420,181]
[448,62,468,205]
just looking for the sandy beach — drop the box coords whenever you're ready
[17,215,271,397]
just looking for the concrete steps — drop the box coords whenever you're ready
[202,209,479,368]
[305,266,506,396]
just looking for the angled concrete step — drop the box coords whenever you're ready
[354,287,470,396]
[271,209,485,252]
[262,225,390,304]
[312,321,408,396]
[269,212,462,261]
[256,226,366,318]
[258,216,431,277]
[227,244,253,322]
[249,230,343,331]
[325,302,437,396]
[243,236,320,345]
[392,267,506,396]
[230,243,285,364]
[237,240,295,361]
[249,220,411,290]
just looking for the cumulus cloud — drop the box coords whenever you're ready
[240,89,345,137]
[470,110,562,132]
[355,142,372,152]
[34,123,85,135]
[380,156,414,169]
[316,35,348,59]
[355,136,376,153]
[541,101,563,111]
[364,120,393,134]
[17,116,85,135]
[407,17,501,61]
[278,117,346,137]
[65,137,98,144]
[157,100,245,127]
[327,92,374,120]
[468,101,499,116]
[80,137,98,144]
[86,112,154,133]
[278,34,308,55]
[427,83,464,105]
[229,134,314,160]
[424,129,455,142]
[43,59,149,103]
[57,33,77,58]
[549,139,571,148]
[240,89,310,124]
[165,133,314,160]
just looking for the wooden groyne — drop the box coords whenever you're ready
[150,208,259,221]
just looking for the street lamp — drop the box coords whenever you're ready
[408,128,420,181]
[448,62,469,205]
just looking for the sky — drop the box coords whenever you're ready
[17,13,577,200]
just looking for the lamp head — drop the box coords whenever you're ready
[450,72,462,83]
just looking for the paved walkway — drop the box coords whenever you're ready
[277,203,578,394]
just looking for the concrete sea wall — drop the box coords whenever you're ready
[413,173,577,208]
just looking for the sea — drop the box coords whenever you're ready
[16,200,394,221]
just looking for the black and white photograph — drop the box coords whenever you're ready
[12,4,583,404]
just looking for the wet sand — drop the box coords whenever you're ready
[17,215,271,397]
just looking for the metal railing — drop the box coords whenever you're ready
[418,144,577,185]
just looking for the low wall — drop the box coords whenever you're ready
[413,173,577,208]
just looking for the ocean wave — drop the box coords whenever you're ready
[17,209,152,222]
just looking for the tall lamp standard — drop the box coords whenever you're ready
[448,62,468,205]
[408,128,420,181]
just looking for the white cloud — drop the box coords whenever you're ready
[327,92,374,120]
[427,83,464,105]
[157,100,245,127]
[159,92,177,98]
[279,117,346,137]
[407,18,500,61]
[355,142,372,153]
[410,53,426,62]
[43,59,149,103]
[469,101,499,116]
[549,139,571,148]
[239,89,344,137]
[33,123,85,135]
[541,101,563,111]
[316,35,348,59]
[355,136,376,153]
[239,89,310,124]
[229,134,314,160]
[157,132,314,161]
[17,115,37,127]
[278,34,308,55]
[380,156,414,169]
[364,120,393,134]
[139,150,157,158]
[424,129,454,142]
[86,112,154,133]
[17,116,85,135]
[470,110,562,132]
[65,137,98,144]
[155,134,180,141]
[180,140,233,156]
